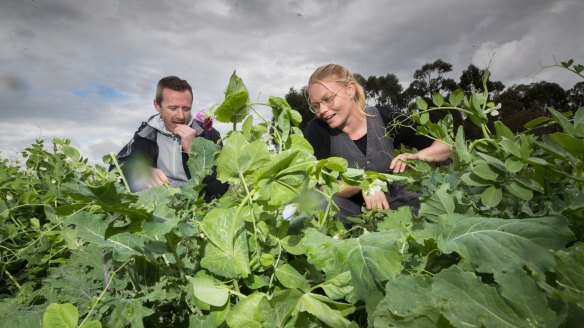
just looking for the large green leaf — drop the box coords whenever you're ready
[187,137,220,184]
[215,91,249,123]
[419,183,456,221]
[65,212,146,260]
[494,270,557,327]
[378,274,434,318]
[275,263,309,291]
[494,121,514,140]
[200,207,250,278]
[284,134,314,154]
[304,229,403,306]
[471,163,501,181]
[135,187,178,238]
[372,275,438,328]
[270,289,303,327]
[253,150,312,206]
[554,244,584,308]
[42,303,78,328]
[549,132,584,159]
[108,299,154,328]
[297,293,354,328]
[574,107,584,137]
[226,293,275,328]
[319,271,353,300]
[216,132,270,184]
[432,266,526,328]
[549,107,574,136]
[188,276,229,307]
[505,181,533,201]
[481,185,502,207]
[215,71,249,123]
[437,214,574,274]
[454,126,471,164]
[499,138,521,157]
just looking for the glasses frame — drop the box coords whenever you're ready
[309,86,345,114]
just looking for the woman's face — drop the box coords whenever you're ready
[308,80,355,129]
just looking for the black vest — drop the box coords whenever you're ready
[330,106,393,172]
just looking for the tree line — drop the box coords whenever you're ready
[285,59,584,136]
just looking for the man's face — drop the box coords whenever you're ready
[154,88,193,132]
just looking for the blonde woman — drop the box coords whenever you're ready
[305,64,451,225]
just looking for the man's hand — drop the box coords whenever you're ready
[173,124,197,154]
[362,189,390,210]
[147,168,169,188]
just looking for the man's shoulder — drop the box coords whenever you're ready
[136,122,157,141]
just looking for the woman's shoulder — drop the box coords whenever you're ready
[307,117,329,132]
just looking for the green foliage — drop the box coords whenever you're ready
[1,67,583,327]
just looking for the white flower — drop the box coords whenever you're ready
[486,103,502,117]
[367,179,386,196]
[282,204,297,221]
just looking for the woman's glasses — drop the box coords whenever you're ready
[309,87,344,114]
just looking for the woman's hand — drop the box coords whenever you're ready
[390,152,419,173]
[362,189,390,210]
[390,140,451,173]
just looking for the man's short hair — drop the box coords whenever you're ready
[155,76,193,105]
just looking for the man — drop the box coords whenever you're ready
[114,76,227,200]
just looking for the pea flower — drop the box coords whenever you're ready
[195,109,213,131]
[367,179,386,196]
[282,204,297,221]
[485,103,502,117]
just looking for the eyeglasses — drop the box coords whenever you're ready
[309,87,344,114]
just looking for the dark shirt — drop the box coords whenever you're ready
[306,107,433,159]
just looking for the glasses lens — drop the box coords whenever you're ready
[309,103,319,113]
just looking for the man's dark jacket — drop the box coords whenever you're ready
[114,118,227,201]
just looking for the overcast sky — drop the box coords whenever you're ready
[1,0,583,165]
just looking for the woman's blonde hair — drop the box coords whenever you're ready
[305,63,366,114]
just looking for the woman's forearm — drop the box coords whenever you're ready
[336,182,362,198]
[416,140,451,163]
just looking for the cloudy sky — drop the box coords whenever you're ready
[1,0,583,165]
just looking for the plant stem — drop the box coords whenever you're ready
[79,259,132,327]
[109,152,130,193]
[167,238,185,279]
[240,173,260,261]
[267,240,283,296]
[4,269,21,290]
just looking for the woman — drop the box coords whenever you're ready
[305,63,451,224]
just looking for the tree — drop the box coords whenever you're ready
[568,81,584,110]
[403,59,458,107]
[458,64,505,97]
[496,84,530,115]
[363,74,404,110]
[284,87,311,132]
[497,82,567,134]
[524,81,567,112]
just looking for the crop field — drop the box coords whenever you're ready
[1,64,583,327]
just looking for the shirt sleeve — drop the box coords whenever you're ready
[305,118,331,160]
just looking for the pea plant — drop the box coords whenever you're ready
[1,63,583,327]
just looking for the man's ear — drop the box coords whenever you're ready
[154,99,162,113]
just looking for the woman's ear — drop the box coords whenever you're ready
[345,81,357,97]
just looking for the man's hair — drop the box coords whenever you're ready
[155,76,193,105]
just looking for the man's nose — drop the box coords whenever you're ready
[177,110,185,120]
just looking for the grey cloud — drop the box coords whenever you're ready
[1,0,583,164]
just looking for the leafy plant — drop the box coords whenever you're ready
[1,62,583,327]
